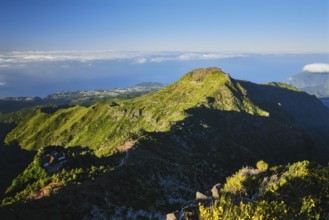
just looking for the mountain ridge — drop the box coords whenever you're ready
[4,68,270,155]
[5,67,328,157]
[1,67,329,218]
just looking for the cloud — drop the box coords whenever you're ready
[0,51,146,66]
[303,63,329,73]
[0,50,248,96]
[176,53,245,61]
[149,57,173,62]
[133,57,148,64]
[0,51,246,66]
[137,53,246,64]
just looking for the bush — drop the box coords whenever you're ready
[256,160,268,172]
[200,161,329,219]
[223,172,247,195]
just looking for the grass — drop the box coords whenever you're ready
[5,68,269,156]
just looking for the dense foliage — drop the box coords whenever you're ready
[199,161,329,219]
[1,146,115,206]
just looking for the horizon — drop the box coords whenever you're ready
[0,51,329,97]
[0,0,328,97]
[2,1,329,217]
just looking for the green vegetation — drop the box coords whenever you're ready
[4,68,269,156]
[1,146,115,206]
[264,82,301,92]
[1,67,329,218]
[256,160,268,171]
[199,161,329,219]
[2,159,48,206]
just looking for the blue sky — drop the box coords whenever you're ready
[1,0,328,52]
[0,0,328,97]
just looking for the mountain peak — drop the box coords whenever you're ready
[181,67,230,82]
[187,67,223,75]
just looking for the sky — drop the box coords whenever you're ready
[1,0,328,52]
[0,0,329,97]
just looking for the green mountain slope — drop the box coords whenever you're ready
[5,68,329,157]
[1,67,329,219]
[4,68,268,155]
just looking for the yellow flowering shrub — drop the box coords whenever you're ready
[199,161,328,219]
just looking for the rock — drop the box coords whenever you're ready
[211,183,221,199]
[196,191,211,200]
[166,211,179,220]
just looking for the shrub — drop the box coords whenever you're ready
[223,172,247,195]
[256,160,269,172]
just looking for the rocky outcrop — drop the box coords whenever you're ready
[211,183,221,199]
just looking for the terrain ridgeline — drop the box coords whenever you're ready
[1,67,329,218]
[4,67,268,155]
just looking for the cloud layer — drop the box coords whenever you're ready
[0,50,247,97]
[0,51,143,65]
[0,51,245,67]
[303,63,329,73]
[3,51,324,97]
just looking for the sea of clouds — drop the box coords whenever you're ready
[0,51,328,97]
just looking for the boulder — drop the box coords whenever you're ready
[196,191,211,200]
[166,211,179,220]
[211,183,221,199]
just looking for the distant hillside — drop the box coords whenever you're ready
[1,68,329,219]
[44,82,165,105]
[320,98,329,107]
[0,97,44,113]
[0,82,165,113]
[287,71,329,98]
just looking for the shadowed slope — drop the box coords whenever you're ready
[1,67,329,219]
[4,68,268,155]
